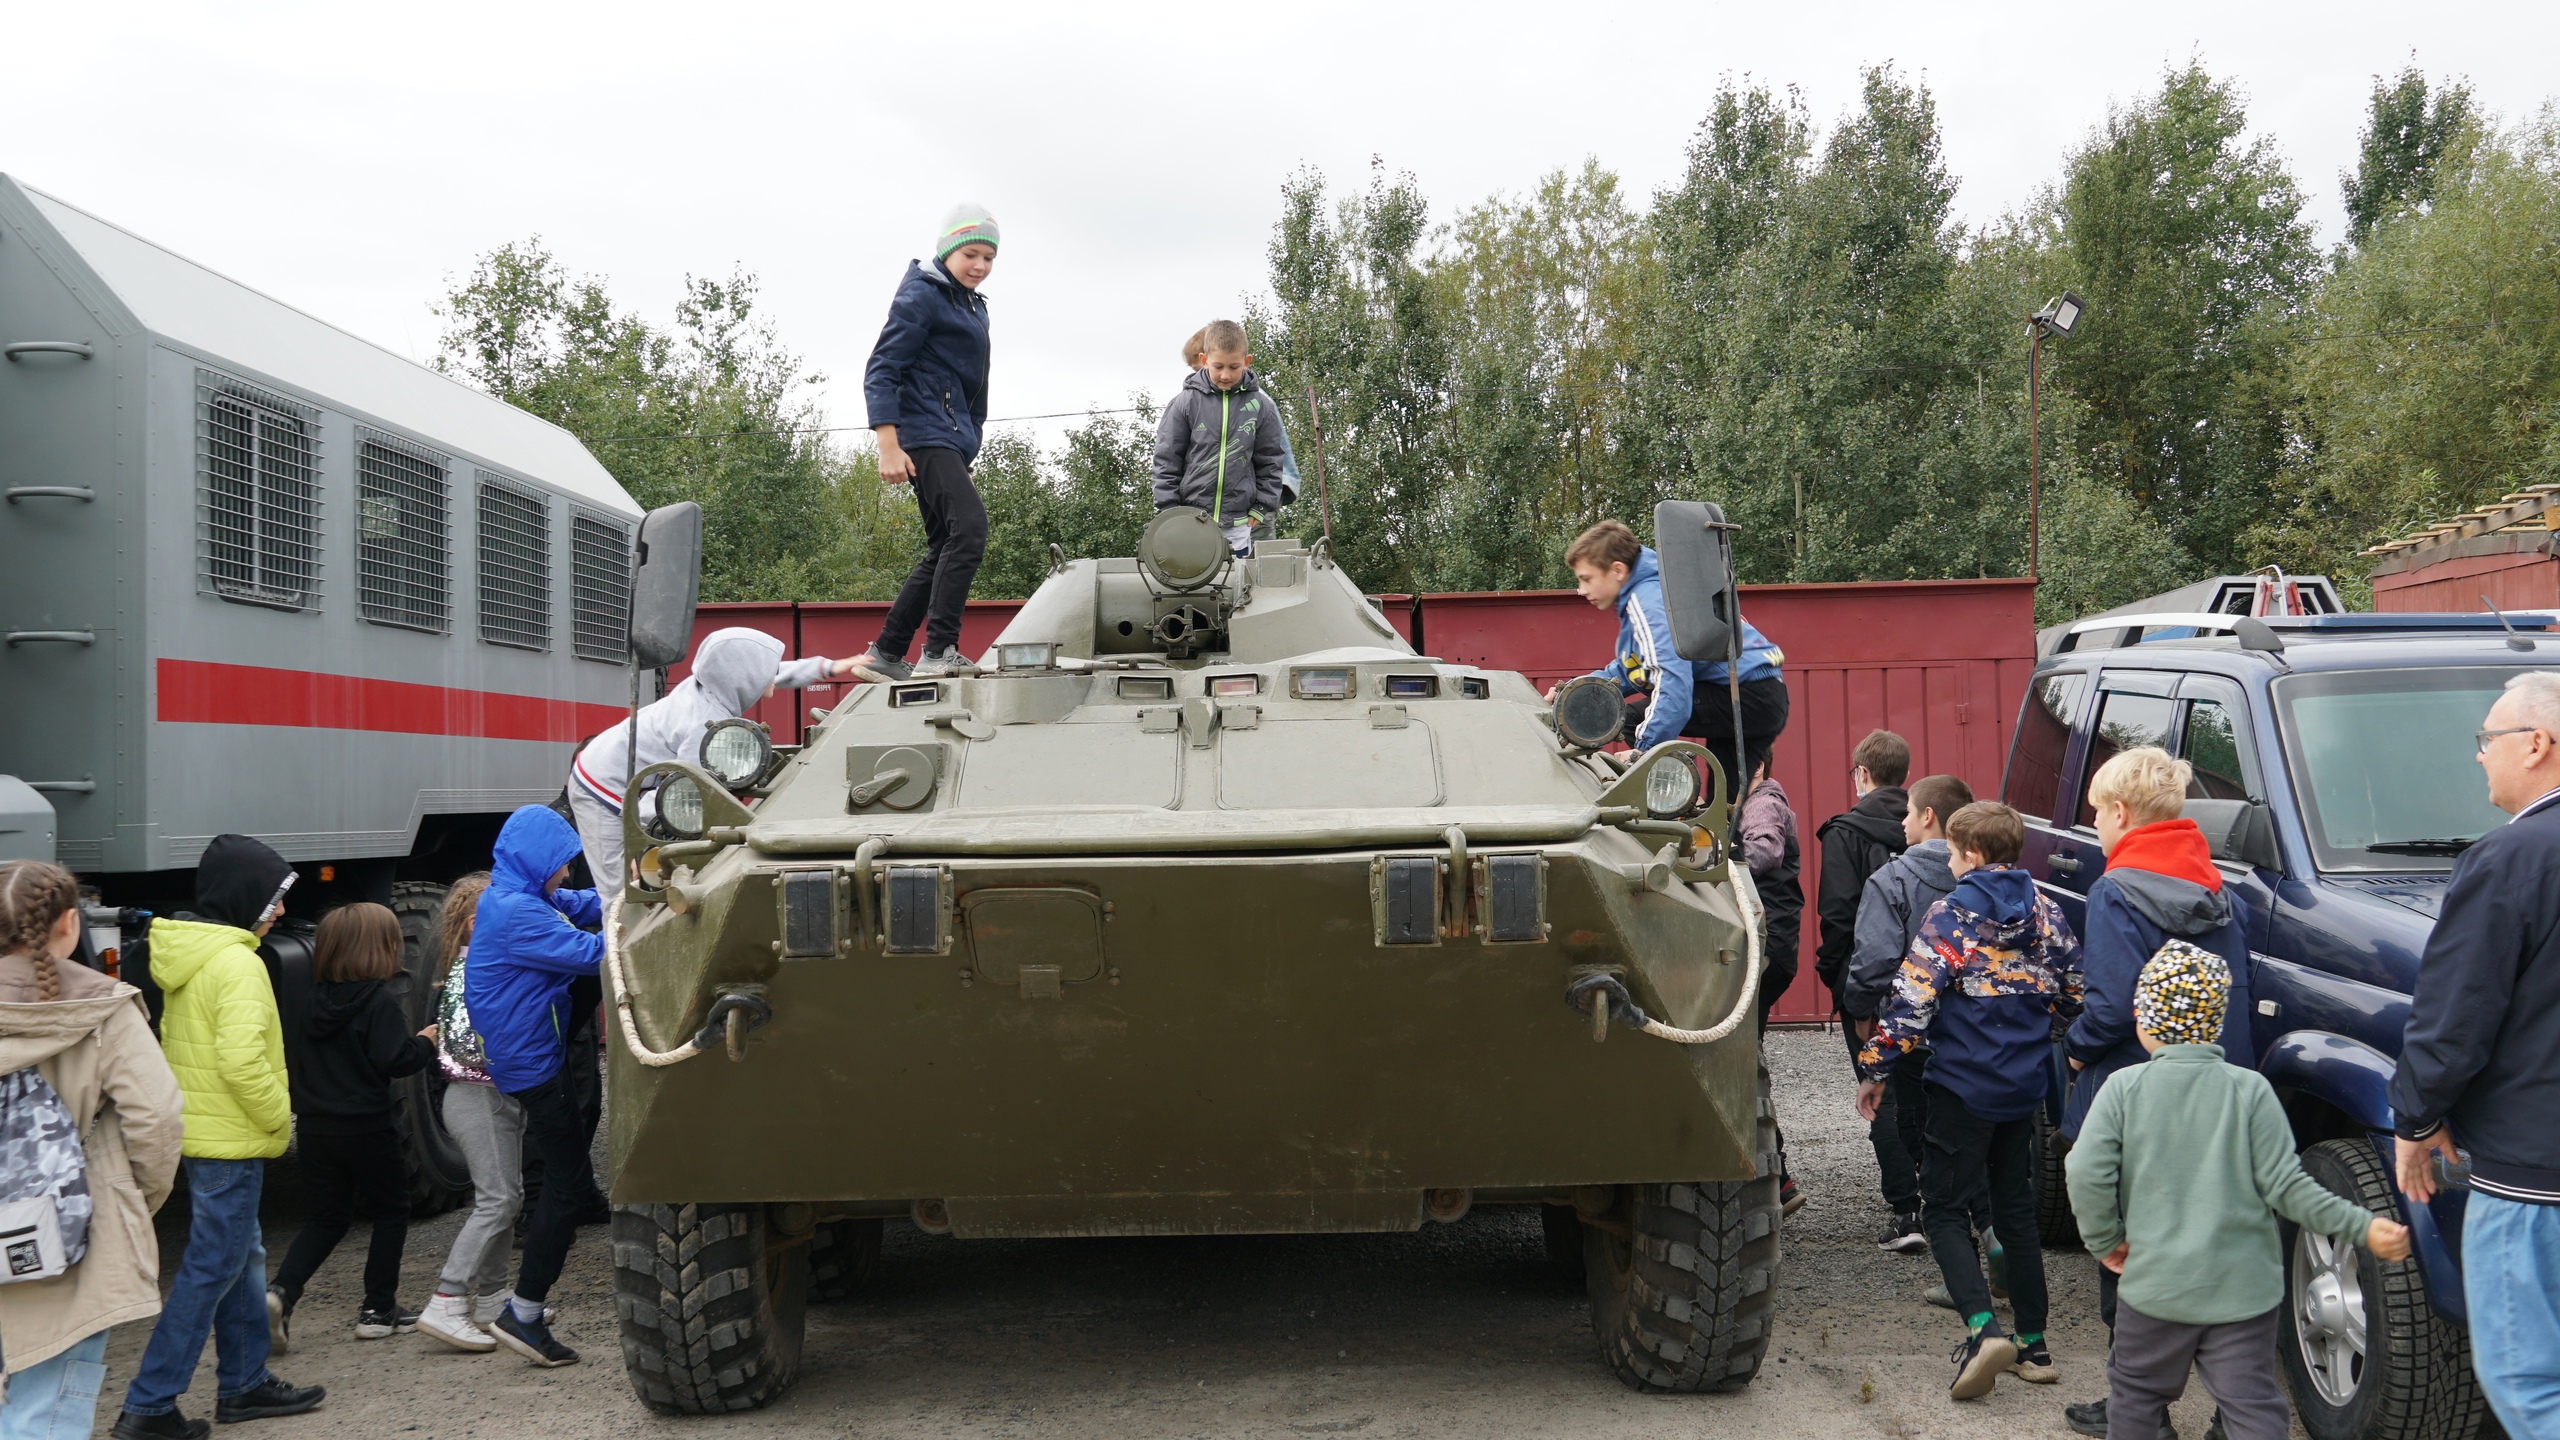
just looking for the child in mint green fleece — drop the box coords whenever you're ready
[2066,942,2412,1440]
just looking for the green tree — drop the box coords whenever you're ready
[2343,67,2477,246]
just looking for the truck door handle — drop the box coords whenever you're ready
[2049,854,2081,877]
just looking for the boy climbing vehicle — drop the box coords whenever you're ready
[2067,945,2410,1440]
[1856,801,2082,1402]
[852,203,1000,682]
[1153,319,1289,558]
[1554,520,1787,781]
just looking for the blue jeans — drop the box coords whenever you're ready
[122,1157,272,1417]
[2463,1192,2560,1436]
[1,1330,109,1440]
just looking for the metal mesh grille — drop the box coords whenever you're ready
[570,511,632,662]
[475,472,552,651]
[197,374,321,608]
[356,430,451,632]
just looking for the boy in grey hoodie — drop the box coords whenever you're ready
[1153,320,1288,556]
[1849,775,1988,1257]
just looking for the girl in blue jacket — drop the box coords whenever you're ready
[852,204,1000,683]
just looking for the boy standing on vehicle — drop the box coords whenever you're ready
[1152,320,1290,558]
[1857,802,2082,1401]
[467,806,606,1369]
[116,836,325,1440]
[2069,946,2410,1440]
[1814,730,1914,1236]
[1557,520,1788,776]
[1845,773,1976,1255]
[2058,749,2259,1434]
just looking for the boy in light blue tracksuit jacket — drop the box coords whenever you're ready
[1563,521,1785,767]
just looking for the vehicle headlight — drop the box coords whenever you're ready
[1643,754,1701,818]
[1550,675,1626,752]
[657,775,707,840]
[699,718,773,790]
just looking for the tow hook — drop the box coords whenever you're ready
[691,988,774,1062]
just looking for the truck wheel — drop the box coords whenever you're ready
[2278,1138,2488,1440]
[806,1218,883,1302]
[1583,1067,1780,1392]
[389,882,472,1215]
[613,1203,810,1414]
[2033,1100,2082,1250]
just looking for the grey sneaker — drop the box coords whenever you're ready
[911,647,970,678]
[848,643,912,683]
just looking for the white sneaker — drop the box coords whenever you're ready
[473,1290,556,1327]
[417,1293,496,1353]
[910,647,971,678]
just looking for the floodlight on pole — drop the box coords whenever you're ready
[2026,291,2087,582]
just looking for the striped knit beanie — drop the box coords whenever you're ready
[2134,940,2229,1047]
[935,203,1001,259]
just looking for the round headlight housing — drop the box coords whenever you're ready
[699,718,774,790]
[1550,675,1626,753]
[656,775,707,840]
[1643,753,1702,819]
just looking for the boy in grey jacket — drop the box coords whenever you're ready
[2067,944,2409,1440]
[1154,320,1288,555]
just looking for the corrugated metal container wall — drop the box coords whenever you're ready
[685,580,2038,1022]
[1421,580,2039,1022]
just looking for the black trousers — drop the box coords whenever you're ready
[1680,675,1790,788]
[507,1073,596,1305]
[273,1126,410,1314]
[1843,1022,1921,1213]
[522,978,606,1216]
[877,447,987,657]
[1918,1083,2047,1338]
[1898,1055,1998,1231]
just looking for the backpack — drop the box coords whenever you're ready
[0,1064,92,1283]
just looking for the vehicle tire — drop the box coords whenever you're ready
[1541,1204,1586,1281]
[1583,1066,1780,1393]
[389,881,472,1216]
[2277,1138,2488,1440]
[2033,1100,2082,1251]
[614,1202,810,1414]
[806,1218,883,1302]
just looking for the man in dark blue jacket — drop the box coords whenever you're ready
[2392,675,2560,1439]
[466,805,603,1369]
[853,204,998,682]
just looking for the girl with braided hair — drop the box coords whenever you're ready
[0,861,183,1440]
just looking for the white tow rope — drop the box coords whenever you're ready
[1631,862,1765,1044]
[603,896,701,1066]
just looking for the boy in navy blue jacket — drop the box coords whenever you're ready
[466,805,604,1368]
[1858,801,2083,1402]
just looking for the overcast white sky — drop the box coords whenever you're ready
[12,1,2556,450]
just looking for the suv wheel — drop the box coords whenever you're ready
[2032,1100,2081,1250]
[2278,1138,2489,1440]
[1581,1066,1780,1392]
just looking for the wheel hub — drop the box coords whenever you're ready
[2292,1228,2368,1407]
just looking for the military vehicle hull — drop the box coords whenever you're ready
[602,526,1776,1412]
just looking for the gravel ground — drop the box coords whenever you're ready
[92,1030,2280,1439]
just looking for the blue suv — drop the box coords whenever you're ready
[2005,609,2535,1440]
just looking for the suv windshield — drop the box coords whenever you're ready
[2274,667,2525,871]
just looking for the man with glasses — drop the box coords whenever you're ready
[2391,672,2560,1437]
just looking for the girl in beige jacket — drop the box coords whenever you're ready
[0,861,183,1438]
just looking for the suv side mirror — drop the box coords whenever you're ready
[628,502,703,669]
[1650,499,1735,664]
[2184,797,2279,872]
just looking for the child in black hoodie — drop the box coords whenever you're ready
[267,903,436,1344]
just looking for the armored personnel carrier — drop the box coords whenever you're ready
[603,505,1779,1413]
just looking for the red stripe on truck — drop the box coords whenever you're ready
[156,659,627,742]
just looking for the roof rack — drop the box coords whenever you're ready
[2054,611,2556,655]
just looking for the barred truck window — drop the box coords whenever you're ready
[476,472,552,651]
[355,430,452,633]
[570,510,633,662]
[197,373,322,609]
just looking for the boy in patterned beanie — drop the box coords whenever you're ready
[2066,943,2413,1440]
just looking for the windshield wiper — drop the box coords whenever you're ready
[2364,838,2476,856]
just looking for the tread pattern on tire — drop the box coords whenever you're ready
[1590,1069,1782,1393]
[389,881,471,1216]
[2034,1100,2083,1251]
[806,1218,882,1302]
[612,1202,807,1415]
[2280,1138,2486,1440]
